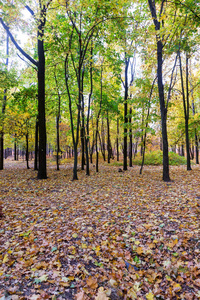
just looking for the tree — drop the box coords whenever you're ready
[148,0,171,181]
[1,0,52,179]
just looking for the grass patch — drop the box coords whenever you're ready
[133,150,187,166]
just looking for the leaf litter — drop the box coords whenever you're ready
[0,162,200,299]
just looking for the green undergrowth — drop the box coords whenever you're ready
[49,150,187,167]
[110,150,187,166]
[133,150,187,166]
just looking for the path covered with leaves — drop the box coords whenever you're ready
[0,161,200,299]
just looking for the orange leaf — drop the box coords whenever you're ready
[86,276,98,289]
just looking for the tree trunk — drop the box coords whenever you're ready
[107,111,112,164]
[123,57,128,171]
[26,132,30,169]
[0,132,3,170]
[157,40,170,181]
[34,119,39,170]
[195,132,199,164]
[101,118,106,161]
[96,65,103,172]
[117,117,119,161]
[179,51,191,170]
[56,115,60,171]
[14,135,17,161]
[0,32,9,170]
[37,25,47,179]
[129,108,132,167]
[148,0,170,181]
[54,69,61,171]
[85,43,93,176]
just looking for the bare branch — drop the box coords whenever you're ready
[0,18,38,67]
[17,53,38,71]
[25,5,35,16]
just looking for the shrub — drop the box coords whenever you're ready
[133,150,187,166]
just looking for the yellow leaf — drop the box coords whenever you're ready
[136,247,143,255]
[3,254,9,264]
[172,283,181,292]
[146,291,154,300]
[59,281,69,287]
[81,243,87,249]
[68,246,76,254]
[72,233,78,238]
[127,287,137,299]
[68,276,74,281]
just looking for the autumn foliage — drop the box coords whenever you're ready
[0,161,200,299]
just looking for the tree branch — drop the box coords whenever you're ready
[0,18,38,67]
[25,5,35,16]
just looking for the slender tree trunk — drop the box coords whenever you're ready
[14,135,17,161]
[179,51,191,170]
[0,32,9,170]
[181,144,184,157]
[90,124,95,164]
[81,71,85,171]
[96,65,103,172]
[134,139,138,158]
[81,126,85,170]
[101,118,106,161]
[107,111,111,164]
[157,40,170,181]
[34,119,39,170]
[129,108,132,167]
[148,0,170,181]
[26,132,30,169]
[84,127,89,175]
[0,133,3,170]
[123,57,128,171]
[191,81,199,164]
[117,117,119,161]
[65,55,81,180]
[96,126,99,173]
[54,69,61,171]
[85,43,93,176]
[56,115,60,171]
[37,9,47,179]
[195,133,199,164]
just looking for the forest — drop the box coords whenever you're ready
[0,0,200,299]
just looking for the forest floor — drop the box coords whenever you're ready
[0,159,200,300]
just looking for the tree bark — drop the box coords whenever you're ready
[96,65,103,173]
[34,119,39,170]
[37,6,47,179]
[123,56,128,171]
[1,3,49,179]
[0,32,9,170]
[107,111,111,164]
[148,0,170,181]
[101,118,106,161]
[26,133,30,169]
[178,51,191,170]
[129,108,133,167]
[116,117,119,161]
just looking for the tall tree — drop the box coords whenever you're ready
[148,0,170,181]
[0,32,9,170]
[0,0,52,179]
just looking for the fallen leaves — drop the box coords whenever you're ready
[0,162,200,298]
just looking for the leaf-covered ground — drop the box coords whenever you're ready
[0,160,200,300]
